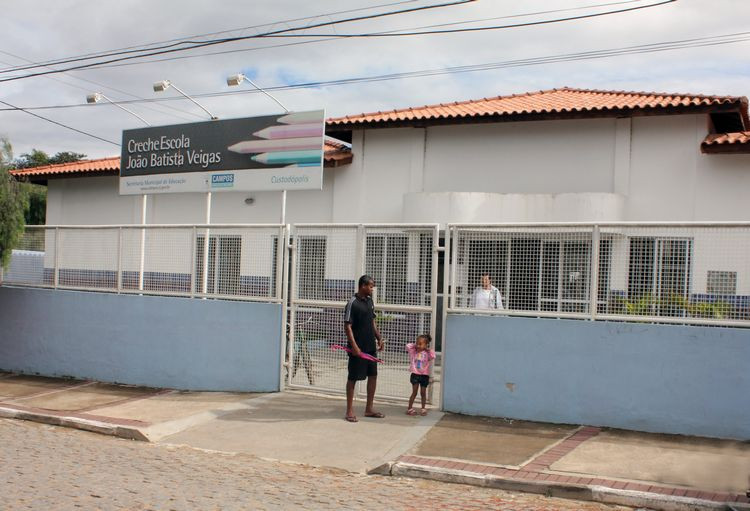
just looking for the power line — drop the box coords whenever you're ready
[73,0,660,72]
[0,1,471,145]
[0,51,203,122]
[3,30,747,113]
[253,0,677,38]
[0,0,669,79]
[392,0,647,28]
[0,0,473,80]
[0,1,675,83]
[0,0,420,74]
[0,99,120,146]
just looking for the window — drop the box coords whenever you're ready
[195,235,241,295]
[297,236,326,300]
[466,238,508,305]
[462,234,609,313]
[628,237,692,316]
[366,234,408,304]
[539,239,611,313]
[707,271,737,295]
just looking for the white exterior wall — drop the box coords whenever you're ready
[46,114,750,227]
[340,114,749,224]
[46,170,336,226]
[423,119,616,194]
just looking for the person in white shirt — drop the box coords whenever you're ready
[471,273,504,310]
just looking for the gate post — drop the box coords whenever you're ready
[285,229,298,388]
[440,225,453,409]
[278,224,291,391]
[428,224,440,404]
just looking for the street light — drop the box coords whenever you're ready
[153,80,216,294]
[227,73,295,225]
[86,92,151,126]
[226,73,289,113]
[153,79,217,120]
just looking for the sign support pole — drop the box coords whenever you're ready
[138,194,148,291]
[201,191,212,296]
[277,101,291,226]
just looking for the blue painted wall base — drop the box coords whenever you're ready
[444,314,750,440]
[0,287,282,392]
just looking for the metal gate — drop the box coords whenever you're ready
[286,224,440,402]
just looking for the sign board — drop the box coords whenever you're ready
[119,110,325,194]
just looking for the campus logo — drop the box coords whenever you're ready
[211,173,235,188]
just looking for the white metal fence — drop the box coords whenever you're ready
[6,221,748,404]
[287,224,440,402]
[445,223,750,327]
[2,224,286,302]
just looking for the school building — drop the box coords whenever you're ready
[12,87,750,226]
[3,87,750,440]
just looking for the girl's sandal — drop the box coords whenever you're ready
[420,408,428,416]
[406,408,417,416]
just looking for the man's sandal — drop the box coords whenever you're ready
[364,411,385,418]
[345,415,358,423]
[420,408,428,416]
[406,408,417,416]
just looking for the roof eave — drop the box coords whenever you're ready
[327,102,748,131]
[701,143,750,154]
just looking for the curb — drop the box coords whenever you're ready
[0,406,149,442]
[385,461,739,511]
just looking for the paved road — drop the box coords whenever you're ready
[1,419,629,510]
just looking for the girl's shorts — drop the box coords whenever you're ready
[410,373,430,387]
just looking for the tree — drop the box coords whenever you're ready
[49,151,87,165]
[0,137,28,269]
[12,149,86,169]
[14,148,49,169]
[8,148,85,225]
[24,184,46,225]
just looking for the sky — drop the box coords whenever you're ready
[1,0,749,159]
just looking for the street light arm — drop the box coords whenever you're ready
[244,76,289,113]
[94,93,151,126]
[227,73,289,114]
[165,82,218,120]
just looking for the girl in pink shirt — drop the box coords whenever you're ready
[406,334,436,416]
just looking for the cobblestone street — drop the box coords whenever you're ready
[0,419,630,510]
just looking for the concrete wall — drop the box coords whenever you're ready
[0,287,282,392]
[443,313,750,440]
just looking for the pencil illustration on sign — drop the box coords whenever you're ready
[228,110,325,169]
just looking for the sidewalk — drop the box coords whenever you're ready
[1,371,749,511]
[389,415,750,510]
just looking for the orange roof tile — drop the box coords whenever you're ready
[327,87,749,128]
[701,131,750,154]
[703,131,750,145]
[11,142,352,180]
[10,156,120,179]
[324,138,353,166]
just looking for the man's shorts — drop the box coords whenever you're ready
[410,373,430,387]
[347,352,378,381]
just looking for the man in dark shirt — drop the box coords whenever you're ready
[344,274,384,422]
